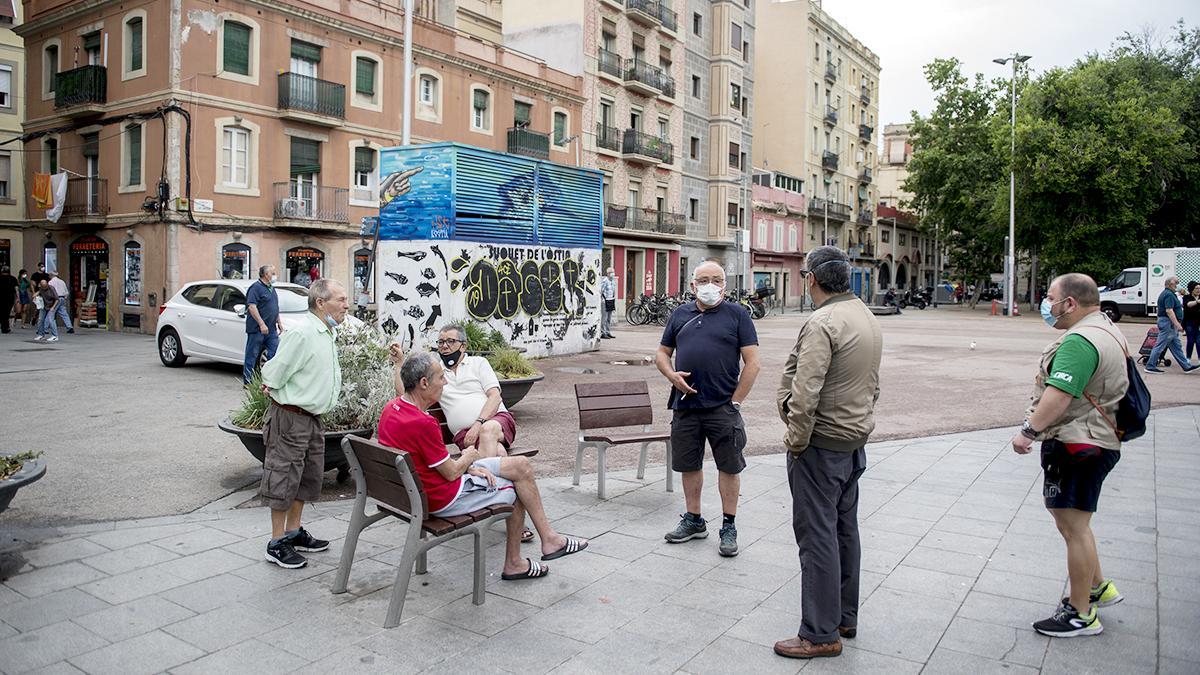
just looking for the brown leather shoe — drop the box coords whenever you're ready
[838,625,856,639]
[773,636,843,659]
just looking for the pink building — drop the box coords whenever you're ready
[750,175,806,307]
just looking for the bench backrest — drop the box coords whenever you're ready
[427,404,456,446]
[343,435,428,518]
[575,380,654,430]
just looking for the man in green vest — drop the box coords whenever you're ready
[1011,273,1129,638]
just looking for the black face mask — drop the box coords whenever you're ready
[439,349,464,368]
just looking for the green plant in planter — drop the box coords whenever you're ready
[0,451,42,481]
[230,323,396,433]
[458,320,540,379]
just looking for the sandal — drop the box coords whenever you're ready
[521,528,534,543]
[540,536,588,561]
[501,558,549,580]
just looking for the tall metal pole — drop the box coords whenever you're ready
[1007,56,1016,317]
[402,0,414,146]
[891,216,897,288]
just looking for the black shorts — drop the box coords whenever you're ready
[1040,438,1120,513]
[670,403,747,474]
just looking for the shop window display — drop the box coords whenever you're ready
[222,243,251,279]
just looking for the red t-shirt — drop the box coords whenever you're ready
[376,397,463,513]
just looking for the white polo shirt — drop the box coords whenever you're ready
[441,355,507,434]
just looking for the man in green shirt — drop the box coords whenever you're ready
[259,278,349,568]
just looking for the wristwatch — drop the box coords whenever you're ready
[1020,419,1040,440]
[731,401,742,410]
[475,417,487,425]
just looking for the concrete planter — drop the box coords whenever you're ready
[499,374,544,408]
[218,419,369,483]
[0,456,47,513]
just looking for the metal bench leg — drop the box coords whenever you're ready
[597,443,607,500]
[637,442,649,480]
[332,503,365,594]
[665,440,674,493]
[573,440,585,486]
[416,549,428,575]
[384,526,424,629]
[472,526,487,605]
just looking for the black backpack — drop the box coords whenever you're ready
[1083,326,1151,442]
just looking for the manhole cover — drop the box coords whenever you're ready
[555,367,598,374]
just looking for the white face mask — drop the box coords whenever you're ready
[696,283,723,306]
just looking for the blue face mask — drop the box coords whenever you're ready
[1040,298,1064,327]
[325,314,339,328]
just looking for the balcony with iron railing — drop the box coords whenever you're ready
[624,59,674,98]
[857,209,873,225]
[507,127,550,160]
[849,243,876,259]
[273,183,349,224]
[859,124,873,142]
[605,203,686,236]
[597,48,623,80]
[596,123,622,153]
[822,150,839,171]
[277,72,345,125]
[54,65,106,112]
[859,166,872,183]
[824,104,838,126]
[626,0,661,28]
[808,197,851,221]
[62,177,108,218]
[622,129,672,165]
[824,61,837,82]
[860,85,871,105]
[655,2,678,34]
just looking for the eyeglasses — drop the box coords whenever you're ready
[435,338,463,347]
[798,269,811,278]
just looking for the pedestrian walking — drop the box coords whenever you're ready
[773,246,882,660]
[1145,275,1196,373]
[0,266,17,334]
[243,265,284,384]
[258,278,348,569]
[1183,281,1200,361]
[34,279,59,342]
[18,269,34,329]
[600,267,616,339]
[1012,273,1130,637]
[48,271,73,334]
[30,263,48,291]
[655,260,760,557]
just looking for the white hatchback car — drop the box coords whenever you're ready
[156,279,313,367]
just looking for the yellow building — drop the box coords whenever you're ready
[0,0,26,272]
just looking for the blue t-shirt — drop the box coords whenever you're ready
[245,280,280,334]
[660,300,758,409]
[1157,288,1184,323]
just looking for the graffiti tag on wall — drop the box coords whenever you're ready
[449,246,596,322]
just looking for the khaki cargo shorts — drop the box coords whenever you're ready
[259,404,325,511]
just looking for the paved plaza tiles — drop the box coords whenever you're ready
[1,406,1198,674]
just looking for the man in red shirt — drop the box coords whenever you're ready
[377,352,588,579]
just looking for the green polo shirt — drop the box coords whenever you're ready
[261,311,341,415]
[1047,334,1098,398]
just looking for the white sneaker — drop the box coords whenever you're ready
[33,335,45,341]
[46,336,59,342]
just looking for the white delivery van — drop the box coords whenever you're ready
[1098,247,1200,322]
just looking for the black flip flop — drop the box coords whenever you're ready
[541,536,588,561]
[500,558,548,580]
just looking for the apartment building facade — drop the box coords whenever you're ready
[753,0,880,299]
[681,0,754,291]
[876,122,937,290]
[16,0,583,333]
[750,170,806,306]
[0,0,25,272]
[504,0,686,304]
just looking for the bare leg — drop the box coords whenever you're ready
[717,471,740,516]
[477,421,506,458]
[682,470,703,515]
[496,456,587,557]
[1051,508,1098,614]
[270,508,289,540]
[501,502,535,575]
[284,500,305,533]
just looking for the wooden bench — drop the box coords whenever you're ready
[428,403,538,459]
[573,381,673,499]
[331,435,514,628]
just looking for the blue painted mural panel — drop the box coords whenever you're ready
[378,144,455,240]
[537,162,604,249]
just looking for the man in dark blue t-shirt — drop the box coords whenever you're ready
[1146,275,1197,373]
[655,260,760,557]
[244,264,284,383]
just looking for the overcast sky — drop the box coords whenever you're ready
[813,0,1200,131]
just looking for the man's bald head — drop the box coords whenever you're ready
[1050,273,1099,307]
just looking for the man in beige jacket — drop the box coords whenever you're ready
[774,246,882,660]
[1012,273,1129,638]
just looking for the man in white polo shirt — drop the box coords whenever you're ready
[435,323,517,458]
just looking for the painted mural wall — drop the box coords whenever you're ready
[374,143,604,357]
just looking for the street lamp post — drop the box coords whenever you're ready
[993,53,1030,317]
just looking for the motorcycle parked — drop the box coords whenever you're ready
[899,289,927,310]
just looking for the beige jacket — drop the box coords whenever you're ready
[1028,311,1129,448]
[778,293,883,452]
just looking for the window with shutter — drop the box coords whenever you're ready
[127,125,142,186]
[472,89,490,129]
[290,138,321,175]
[291,40,321,63]
[83,33,101,51]
[128,18,143,72]
[81,134,99,158]
[553,112,566,145]
[355,57,375,96]
[514,101,531,127]
[223,21,251,76]
[354,147,375,190]
[0,66,10,107]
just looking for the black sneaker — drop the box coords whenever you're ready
[664,514,708,543]
[718,524,739,557]
[1033,602,1102,638]
[1061,579,1123,609]
[284,527,329,552]
[265,540,308,569]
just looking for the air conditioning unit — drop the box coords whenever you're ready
[280,198,309,218]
